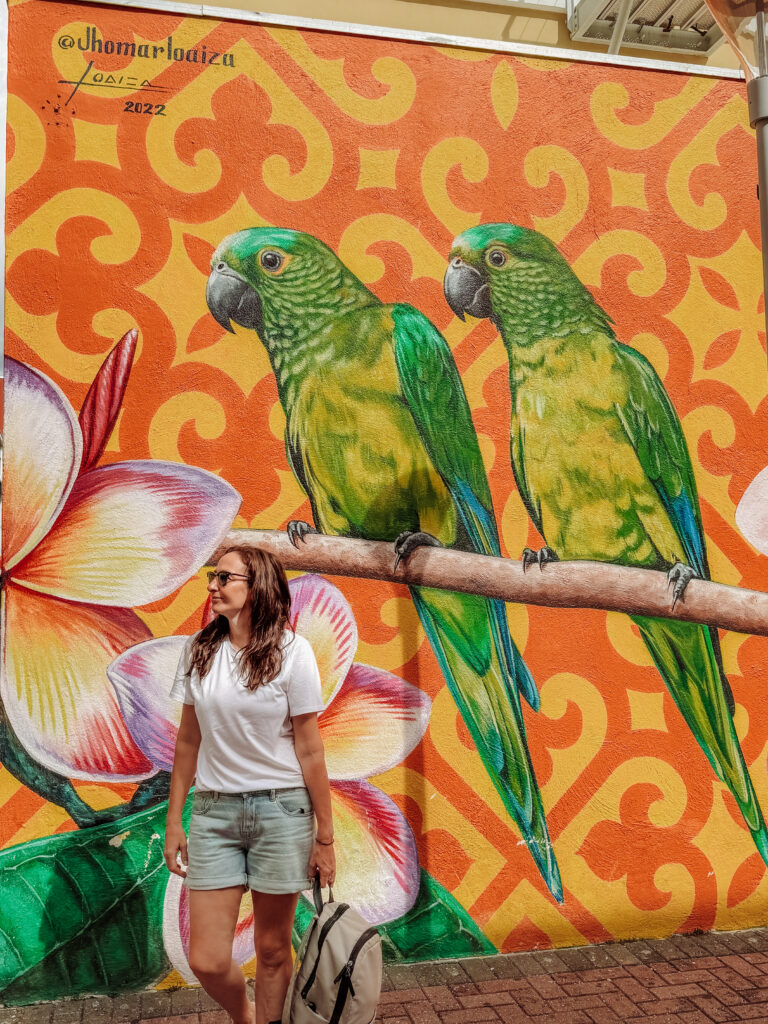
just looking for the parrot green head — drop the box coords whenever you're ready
[444,223,613,346]
[206,227,374,354]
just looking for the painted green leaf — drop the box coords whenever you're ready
[292,870,495,961]
[0,796,190,1005]
[379,870,496,962]
[293,894,316,948]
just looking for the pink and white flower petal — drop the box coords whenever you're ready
[13,461,241,606]
[3,358,82,571]
[1,584,154,780]
[320,664,431,781]
[737,467,768,555]
[107,636,187,772]
[289,575,357,706]
[232,906,256,967]
[319,780,419,925]
[163,874,255,985]
[163,874,195,984]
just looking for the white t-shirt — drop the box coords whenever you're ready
[170,630,325,793]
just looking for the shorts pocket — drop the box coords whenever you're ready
[193,790,215,815]
[275,789,312,817]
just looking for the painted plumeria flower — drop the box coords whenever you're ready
[1,345,241,781]
[107,573,431,978]
[736,468,768,556]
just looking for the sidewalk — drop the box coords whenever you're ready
[3,928,768,1023]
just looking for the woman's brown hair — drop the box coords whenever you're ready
[188,545,292,690]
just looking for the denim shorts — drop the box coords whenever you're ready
[185,787,315,893]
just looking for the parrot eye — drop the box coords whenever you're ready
[488,250,507,268]
[216,262,226,272]
[260,250,284,272]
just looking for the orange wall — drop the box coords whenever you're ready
[3,0,768,1005]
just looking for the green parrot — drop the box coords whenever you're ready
[206,227,563,900]
[444,222,768,866]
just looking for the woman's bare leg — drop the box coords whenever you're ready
[188,886,254,1024]
[251,891,300,1024]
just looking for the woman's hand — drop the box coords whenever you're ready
[164,820,188,877]
[308,839,336,888]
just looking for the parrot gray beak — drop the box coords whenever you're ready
[206,264,264,334]
[443,258,492,321]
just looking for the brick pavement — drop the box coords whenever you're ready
[5,928,768,1023]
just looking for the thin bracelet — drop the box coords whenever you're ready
[315,836,334,846]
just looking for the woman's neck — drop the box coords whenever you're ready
[226,611,251,651]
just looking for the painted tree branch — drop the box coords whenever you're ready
[214,530,768,638]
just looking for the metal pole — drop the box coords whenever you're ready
[748,76,768,365]
[608,0,633,54]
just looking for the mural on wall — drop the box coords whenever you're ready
[5,0,768,1004]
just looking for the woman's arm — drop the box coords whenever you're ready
[293,712,336,888]
[164,703,202,877]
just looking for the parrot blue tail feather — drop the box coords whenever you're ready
[489,599,539,711]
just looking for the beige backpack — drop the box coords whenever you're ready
[283,880,383,1024]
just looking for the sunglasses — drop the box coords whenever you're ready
[206,570,251,587]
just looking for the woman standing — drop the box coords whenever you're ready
[164,545,335,1024]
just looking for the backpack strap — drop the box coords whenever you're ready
[328,927,380,1024]
[300,904,350,999]
[312,874,334,914]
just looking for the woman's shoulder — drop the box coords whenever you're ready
[280,629,312,660]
